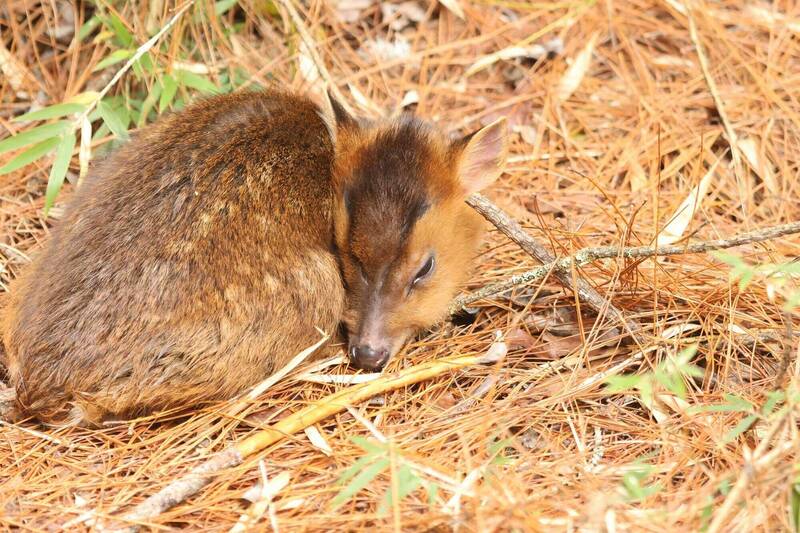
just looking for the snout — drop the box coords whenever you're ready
[349,343,390,371]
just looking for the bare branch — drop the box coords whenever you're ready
[451,212,800,315]
[465,193,641,336]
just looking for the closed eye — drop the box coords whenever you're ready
[411,255,435,288]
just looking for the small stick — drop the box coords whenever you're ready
[450,219,800,314]
[466,193,640,336]
[115,351,502,530]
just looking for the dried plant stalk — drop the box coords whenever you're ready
[451,220,800,313]
[118,352,500,529]
[466,193,641,336]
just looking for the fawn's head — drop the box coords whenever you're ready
[321,93,507,371]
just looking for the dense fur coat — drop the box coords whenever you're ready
[1,89,506,426]
[2,91,345,425]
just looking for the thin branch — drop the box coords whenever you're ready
[465,193,641,336]
[74,1,194,129]
[451,219,800,315]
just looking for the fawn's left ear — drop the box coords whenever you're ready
[450,117,508,196]
[319,89,358,144]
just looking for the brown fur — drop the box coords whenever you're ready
[2,90,345,426]
[1,89,505,425]
[328,104,507,369]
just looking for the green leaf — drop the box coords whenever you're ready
[330,457,389,510]
[637,377,654,408]
[690,394,753,414]
[98,101,130,140]
[44,132,76,214]
[0,121,70,154]
[784,291,800,312]
[488,437,515,466]
[215,0,238,15]
[655,371,687,398]
[159,74,178,112]
[790,482,800,532]
[699,496,714,532]
[337,455,378,486]
[425,481,438,505]
[604,374,643,392]
[14,103,86,122]
[93,49,135,72]
[377,464,422,515]
[350,436,387,455]
[78,15,101,41]
[762,390,785,416]
[138,81,163,126]
[101,13,134,47]
[177,70,218,94]
[713,251,746,269]
[723,414,758,443]
[0,137,60,175]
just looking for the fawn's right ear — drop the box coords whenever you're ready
[320,89,358,145]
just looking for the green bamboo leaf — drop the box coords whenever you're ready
[604,374,642,393]
[791,482,800,532]
[78,15,101,41]
[177,70,218,94]
[0,137,60,175]
[101,13,134,47]
[425,481,438,505]
[14,103,87,123]
[159,74,178,112]
[330,457,389,510]
[98,101,130,140]
[216,0,239,15]
[350,436,387,454]
[93,49,135,72]
[378,464,422,515]
[138,81,163,126]
[723,414,758,443]
[337,455,378,486]
[44,132,76,214]
[0,121,70,155]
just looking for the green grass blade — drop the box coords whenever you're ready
[14,103,87,123]
[723,414,758,444]
[0,121,70,155]
[93,49,135,72]
[98,101,130,140]
[330,457,389,510]
[159,74,178,112]
[44,132,76,214]
[216,0,239,15]
[0,137,60,175]
[177,70,218,94]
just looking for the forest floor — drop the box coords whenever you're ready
[1,0,799,531]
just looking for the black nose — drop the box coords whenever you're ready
[350,344,390,371]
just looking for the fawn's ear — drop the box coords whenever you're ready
[319,89,358,144]
[451,117,508,196]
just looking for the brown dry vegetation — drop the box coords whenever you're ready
[1,0,800,531]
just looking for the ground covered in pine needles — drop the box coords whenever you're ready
[1,0,799,531]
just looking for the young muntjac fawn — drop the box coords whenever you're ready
[1,89,506,426]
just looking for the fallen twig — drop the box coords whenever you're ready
[114,350,504,530]
[451,218,800,314]
[466,193,640,337]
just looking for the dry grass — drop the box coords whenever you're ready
[2,0,800,531]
